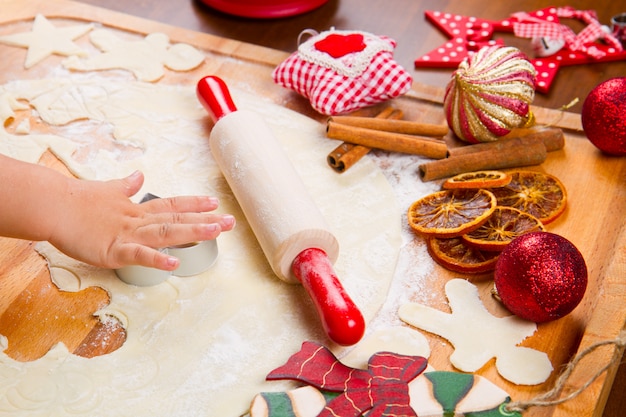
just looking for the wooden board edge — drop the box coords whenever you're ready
[3,0,581,132]
[554,225,626,417]
[0,0,290,68]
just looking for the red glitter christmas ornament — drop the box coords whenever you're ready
[581,77,626,156]
[494,232,587,323]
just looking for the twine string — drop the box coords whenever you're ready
[536,97,580,131]
[505,331,626,413]
[297,29,321,46]
[559,97,580,111]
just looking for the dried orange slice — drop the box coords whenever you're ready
[462,206,546,251]
[427,236,500,274]
[407,189,497,237]
[488,171,567,224]
[443,170,512,189]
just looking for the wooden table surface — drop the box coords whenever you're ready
[51,0,626,415]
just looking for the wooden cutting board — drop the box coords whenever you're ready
[0,1,624,416]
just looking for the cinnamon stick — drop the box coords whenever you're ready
[419,140,547,182]
[327,121,449,160]
[329,115,449,137]
[448,127,565,157]
[327,108,402,173]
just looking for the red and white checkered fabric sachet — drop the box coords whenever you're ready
[272,30,412,115]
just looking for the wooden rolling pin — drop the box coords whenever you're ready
[196,76,365,346]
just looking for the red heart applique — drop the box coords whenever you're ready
[314,33,366,58]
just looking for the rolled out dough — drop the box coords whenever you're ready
[0,78,402,416]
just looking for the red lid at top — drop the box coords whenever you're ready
[200,0,329,19]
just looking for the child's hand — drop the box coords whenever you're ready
[48,170,235,271]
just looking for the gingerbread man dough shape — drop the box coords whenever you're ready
[399,278,553,385]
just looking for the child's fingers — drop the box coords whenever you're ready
[115,243,180,271]
[136,212,235,234]
[148,212,234,228]
[133,222,224,249]
[141,195,220,214]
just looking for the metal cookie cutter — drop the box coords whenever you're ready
[168,240,219,277]
[115,193,219,286]
[612,13,626,47]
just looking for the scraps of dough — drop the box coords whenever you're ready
[63,30,205,82]
[399,279,553,385]
[0,15,204,81]
[0,78,402,416]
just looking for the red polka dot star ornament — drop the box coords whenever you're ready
[494,232,588,323]
[581,77,626,156]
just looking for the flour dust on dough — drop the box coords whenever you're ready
[0,78,402,416]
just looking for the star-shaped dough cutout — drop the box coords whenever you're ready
[0,14,93,69]
[399,279,553,385]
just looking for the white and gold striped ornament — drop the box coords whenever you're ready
[444,45,537,143]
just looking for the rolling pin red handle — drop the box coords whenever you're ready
[197,75,238,122]
[292,248,366,346]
